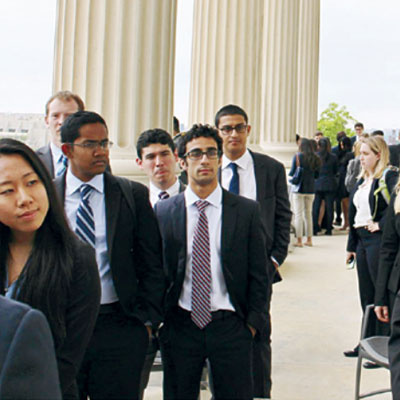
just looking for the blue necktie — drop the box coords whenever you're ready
[158,191,170,201]
[228,162,239,195]
[75,184,96,248]
[56,155,68,177]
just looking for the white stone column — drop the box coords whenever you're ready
[53,0,177,179]
[257,0,300,164]
[296,0,320,139]
[188,0,263,128]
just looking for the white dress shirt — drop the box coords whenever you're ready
[50,142,64,176]
[221,150,257,201]
[64,170,118,304]
[353,178,373,227]
[149,178,180,207]
[179,185,235,312]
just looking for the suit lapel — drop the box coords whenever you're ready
[104,173,121,260]
[53,174,66,204]
[221,190,237,269]
[172,194,187,274]
[250,150,264,201]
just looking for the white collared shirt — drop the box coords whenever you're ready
[221,149,257,201]
[149,178,180,207]
[179,185,235,312]
[353,179,373,227]
[64,169,117,304]
[50,142,64,176]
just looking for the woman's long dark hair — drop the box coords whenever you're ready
[299,138,321,171]
[317,137,332,163]
[0,138,75,347]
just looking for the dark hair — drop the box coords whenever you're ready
[317,137,332,163]
[61,111,107,144]
[314,131,323,137]
[136,129,175,159]
[45,90,85,116]
[354,122,364,129]
[214,104,248,127]
[336,131,346,141]
[310,139,317,152]
[296,134,301,143]
[178,124,223,159]
[0,139,75,347]
[173,116,180,134]
[339,136,352,151]
[371,130,384,137]
[299,138,321,171]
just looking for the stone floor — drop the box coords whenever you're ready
[144,228,392,399]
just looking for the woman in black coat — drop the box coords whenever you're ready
[345,136,398,358]
[312,137,338,235]
[0,139,101,399]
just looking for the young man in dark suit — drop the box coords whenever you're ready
[136,128,185,399]
[36,91,85,178]
[154,124,270,400]
[0,296,61,399]
[55,111,165,399]
[136,128,185,207]
[215,104,292,399]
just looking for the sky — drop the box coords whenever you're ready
[1,0,400,131]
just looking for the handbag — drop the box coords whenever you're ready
[290,154,303,192]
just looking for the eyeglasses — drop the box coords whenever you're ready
[184,148,220,160]
[69,140,113,150]
[219,123,248,135]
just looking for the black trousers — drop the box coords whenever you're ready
[162,308,253,400]
[252,286,272,398]
[389,293,400,398]
[77,303,148,400]
[356,228,390,337]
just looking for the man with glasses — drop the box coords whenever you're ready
[37,91,85,178]
[54,111,165,399]
[154,124,270,399]
[215,104,291,399]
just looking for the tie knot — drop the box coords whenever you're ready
[195,200,209,213]
[79,184,93,200]
[229,162,238,173]
[158,191,170,201]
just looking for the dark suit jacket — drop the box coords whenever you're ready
[347,169,398,252]
[315,153,338,192]
[390,144,400,168]
[37,144,55,178]
[249,151,292,269]
[375,194,400,306]
[54,172,165,327]
[154,189,271,333]
[0,296,61,399]
[288,152,319,194]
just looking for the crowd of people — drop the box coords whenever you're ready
[0,95,292,400]
[291,123,400,397]
[4,89,400,398]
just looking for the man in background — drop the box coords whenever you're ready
[215,104,291,399]
[37,90,84,177]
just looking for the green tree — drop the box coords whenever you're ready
[317,103,357,146]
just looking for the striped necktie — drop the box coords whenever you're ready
[75,184,96,248]
[158,191,170,201]
[191,200,212,329]
[228,162,239,195]
[56,155,68,177]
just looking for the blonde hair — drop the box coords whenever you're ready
[359,136,389,180]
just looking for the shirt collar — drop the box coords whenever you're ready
[184,184,222,209]
[150,178,179,197]
[221,149,252,170]
[50,142,63,162]
[66,169,104,196]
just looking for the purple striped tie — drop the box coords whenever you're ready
[191,200,212,329]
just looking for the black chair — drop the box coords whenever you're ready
[355,304,390,399]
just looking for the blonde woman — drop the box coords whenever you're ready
[344,136,398,359]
